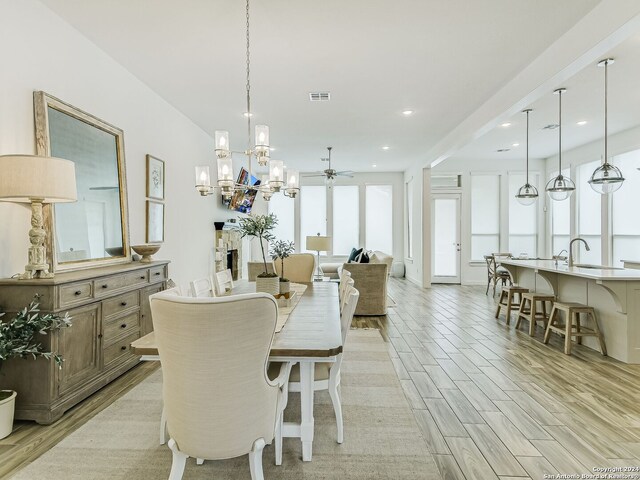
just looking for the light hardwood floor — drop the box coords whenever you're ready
[3,278,640,480]
[376,278,640,480]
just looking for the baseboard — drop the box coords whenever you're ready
[404,275,425,288]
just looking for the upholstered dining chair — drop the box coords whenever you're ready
[189,277,216,297]
[150,291,291,480]
[274,253,315,283]
[270,285,359,464]
[484,254,513,296]
[214,268,234,296]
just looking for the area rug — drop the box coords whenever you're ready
[12,330,439,480]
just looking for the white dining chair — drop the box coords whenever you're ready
[214,268,234,296]
[338,269,352,302]
[340,277,355,313]
[189,277,216,297]
[270,285,359,464]
[150,291,291,480]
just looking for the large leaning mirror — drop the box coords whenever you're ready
[34,91,131,272]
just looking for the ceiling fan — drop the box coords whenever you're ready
[303,147,354,182]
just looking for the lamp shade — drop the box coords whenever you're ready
[0,155,76,203]
[306,235,331,252]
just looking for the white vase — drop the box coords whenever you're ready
[256,276,280,296]
[279,280,291,295]
[0,391,16,440]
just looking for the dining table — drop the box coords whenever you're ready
[130,280,342,462]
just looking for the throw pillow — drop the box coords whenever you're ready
[358,251,370,263]
[348,247,362,263]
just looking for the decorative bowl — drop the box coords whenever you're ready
[131,244,161,263]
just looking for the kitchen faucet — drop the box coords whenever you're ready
[568,238,590,267]
[553,249,568,266]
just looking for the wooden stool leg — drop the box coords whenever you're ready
[506,292,514,325]
[575,312,582,345]
[515,297,526,329]
[564,311,573,355]
[544,306,556,344]
[495,290,505,318]
[529,299,537,337]
[589,311,607,356]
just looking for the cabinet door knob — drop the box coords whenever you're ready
[154,272,161,276]
[74,290,82,296]
[120,345,127,351]
[98,333,103,339]
[140,275,146,280]
[120,323,127,329]
[102,284,108,289]
[121,301,127,306]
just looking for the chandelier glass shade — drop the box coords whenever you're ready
[589,58,624,194]
[194,0,299,200]
[546,88,575,202]
[515,108,539,206]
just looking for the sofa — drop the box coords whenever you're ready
[326,251,393,316]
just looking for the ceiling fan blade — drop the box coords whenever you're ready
[89,186,119,190]
[337,173,354,178]
[335,171,355,175]
[302,174,327,178]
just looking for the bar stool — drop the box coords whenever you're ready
[515,292,555,336]
[543,302,607,356]
[495,285,529,325]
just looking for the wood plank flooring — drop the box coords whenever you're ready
[368,278,640,480]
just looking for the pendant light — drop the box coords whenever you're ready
[589,58,625,194]
[545,88,575,201]
[515,108,538,206]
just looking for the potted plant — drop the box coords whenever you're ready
[270,240,295,295]
[0,296,71,439]
[236,213,280,295]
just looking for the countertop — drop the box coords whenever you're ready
[499,258,640,281]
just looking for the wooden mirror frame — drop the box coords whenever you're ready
[33,91,131,272]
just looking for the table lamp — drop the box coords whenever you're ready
[306,233,331,281]
[0,155,77,279]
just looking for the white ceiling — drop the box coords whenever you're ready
[449,33,640,164]
[38,0,602,173]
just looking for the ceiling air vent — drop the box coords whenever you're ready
[542,124,559,130]
[309,92,330,102]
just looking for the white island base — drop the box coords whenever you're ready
[500,259,640,364]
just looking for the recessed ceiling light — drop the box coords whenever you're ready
[243,112,253,118]
[501,122,511,127]
[401,110,414,116]
[372,164,377,168]
[382,146,390,150]
[512,143,520,147]
[269,147,276,151]
[496,148,510,152]
[577,120,587,126]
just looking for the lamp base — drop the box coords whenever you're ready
[19,199,54,280]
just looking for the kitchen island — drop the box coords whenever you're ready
[499,259,640,364]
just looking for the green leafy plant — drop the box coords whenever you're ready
[236,213,278,277]
[270,240,295,282]
[0,296,72,400]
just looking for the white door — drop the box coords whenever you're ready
[431,193,461,284]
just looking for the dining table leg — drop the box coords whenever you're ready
[299,360,315,461]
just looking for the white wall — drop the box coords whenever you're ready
[0,0,236,285]
[403,165,426,287]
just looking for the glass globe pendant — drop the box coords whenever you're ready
[589,58,624,194]
[515,108,539,206]
[546,88,575,201]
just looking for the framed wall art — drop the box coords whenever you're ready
[146,154,165,200]
[146,200,165,243]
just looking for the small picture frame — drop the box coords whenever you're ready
[146,200,165,243]
[146,154,165,200]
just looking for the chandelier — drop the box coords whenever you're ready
[545,88,576,201]
[194,0,299,201]
[514,108,539,206]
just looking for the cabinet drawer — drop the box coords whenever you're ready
[104,312,139,345]
[149,266,166,282]
[104,331,140,367]
[94,270,148,297]
[58,281,93,308]
[102,291,140,319]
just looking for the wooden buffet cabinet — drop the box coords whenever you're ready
[0,260,168,424]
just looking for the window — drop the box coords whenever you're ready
[612,150,640,265]
[508,173,538,257]
[406,179,414,258]
[365,185,393,253]
[471,175,500,260]
[577,161,601,264]
[550,168,571,255]
[300,185,326,253]
[268,192,294,244]
[332,186,359,255]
